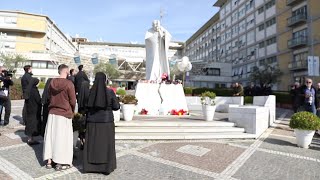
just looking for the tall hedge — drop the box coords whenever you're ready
[10,79,23,100]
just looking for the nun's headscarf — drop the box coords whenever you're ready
[87,72,107,109]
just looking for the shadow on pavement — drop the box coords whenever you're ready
[263,138,296,147]
[12,115,24,125]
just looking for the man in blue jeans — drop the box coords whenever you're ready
[303,78,317,115]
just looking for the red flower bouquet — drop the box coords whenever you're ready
[170,109,188,116]
[140,108,148,115]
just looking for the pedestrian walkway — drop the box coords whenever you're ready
[0,100,320,179]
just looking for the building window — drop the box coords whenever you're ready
[294,52,308,62]
[258,7,264,14]
[266,56,277,63]
[266,17,276,27]
[266,37,276,46]
[259,41,265,48]
[259,59,266,65]
[206,68,221,76]
[293,29,307,38]
[265,0,275,10]
[258,24,265,31]
[32,61,47,69]
[293,6,307,16]
[246,0,254,10]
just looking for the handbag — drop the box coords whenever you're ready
[0,90,8,102]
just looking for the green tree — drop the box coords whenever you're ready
[249,63,283,87]
[94,62,121,79]
[0,53,27,70]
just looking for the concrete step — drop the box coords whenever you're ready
[115,120,235,127]
[115,132,256,140]
[115,126,245,133]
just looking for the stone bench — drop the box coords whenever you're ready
[229,106,269,138]
[228,95,276,138]
[186,96,244,112]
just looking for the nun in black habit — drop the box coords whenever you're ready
[24,78,41,145]
[83,72,120,175]
[41,78,52,137]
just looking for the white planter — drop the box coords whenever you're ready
[294,129,315,148]
[121,104,135,121]
[202,105,216,121]
[113,110,120,122]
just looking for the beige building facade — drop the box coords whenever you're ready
[185,0,320,91]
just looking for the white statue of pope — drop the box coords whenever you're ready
[145,20,172,82]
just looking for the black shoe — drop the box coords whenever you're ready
[27,140,40,146]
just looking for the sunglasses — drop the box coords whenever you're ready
[307,82,312,84]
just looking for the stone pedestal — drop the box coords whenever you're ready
[135,83,188,115]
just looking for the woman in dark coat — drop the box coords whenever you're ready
[83,72,120,175]
[25,78,41,145]
[41,78,52,137]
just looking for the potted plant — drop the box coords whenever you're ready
[120,95,138,121]
[289,111,320,148]
[116,88,126,96]
[201,91,216,121]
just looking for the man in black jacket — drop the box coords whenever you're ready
[21,65,33,125]
[67,69,76,84]
[74,65,89,95]
[0,66,14,126]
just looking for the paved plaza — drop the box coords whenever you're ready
[0,100,320,180]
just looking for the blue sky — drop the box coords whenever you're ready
[2,0,219,43]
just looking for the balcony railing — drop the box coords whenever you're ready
[287,14,307,27]
[288,60,308,71]
[288,36,308,49]
[287,0,304,6]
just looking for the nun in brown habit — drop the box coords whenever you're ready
[83,72,120,175]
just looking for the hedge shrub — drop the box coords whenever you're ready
[10,79,23,100]
[244,96,253,104]
[38,81,46,89]
[184,87,193,94]
[272,92,291,104]
[192,87,234,96]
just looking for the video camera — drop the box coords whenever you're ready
[1,70,14,77]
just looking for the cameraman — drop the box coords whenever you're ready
[0,66,13,126]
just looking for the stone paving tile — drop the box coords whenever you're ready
[260,134,320,160]
[0,134,26,148]
[227,140,255,147]
[115,142,148,151]
[0,126,24,134]
[56,155,214,180]
[233,151,320,180]
[139,142,245,173]
[271,127,294,137]
[0,169,12,180]
[0,144,56,178]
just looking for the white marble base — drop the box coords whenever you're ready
[135,83,188,115]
